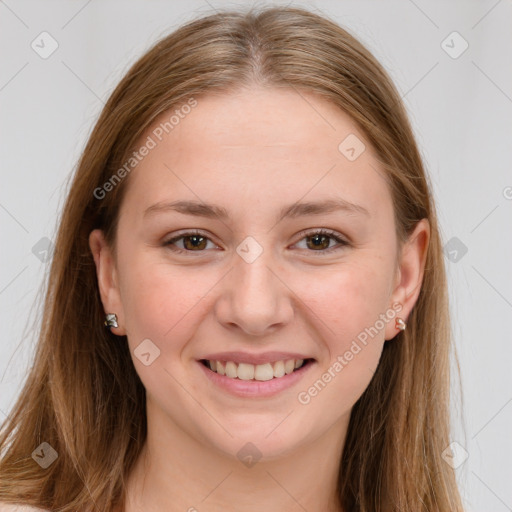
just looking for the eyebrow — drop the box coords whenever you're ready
[144,197,370,222]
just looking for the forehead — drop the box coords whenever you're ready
[120,86,393,222]
[160,87,372,159]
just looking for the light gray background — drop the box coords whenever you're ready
[1,1,511,511]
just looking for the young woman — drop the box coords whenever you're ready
[0,6,465,511]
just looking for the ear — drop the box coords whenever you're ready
[385,218,430,340]
[89,229,126,336]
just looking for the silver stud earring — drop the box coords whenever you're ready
[395,317,407,331]
[104,313,119,329]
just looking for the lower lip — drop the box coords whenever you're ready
[197,360,315,398]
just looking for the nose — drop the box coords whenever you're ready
[214,246,294,336]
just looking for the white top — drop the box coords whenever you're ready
[0,504,49,512]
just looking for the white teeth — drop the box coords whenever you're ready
[237,363,255,381]
[216,361,225,376]
[284,359,295,375]
[225,361,237,379]
[273,360,285,378]
[204,358,308,380]
[254,363,274,381]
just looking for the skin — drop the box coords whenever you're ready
[89,85,429,512]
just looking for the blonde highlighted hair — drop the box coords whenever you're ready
[0,6,464,511]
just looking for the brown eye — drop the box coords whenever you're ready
[294,229,349,255]
[181,234,208,250]
[164,231,216,253]
[164,229,348,256]
[305,233,331,250]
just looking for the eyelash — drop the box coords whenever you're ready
[163,228,349,256]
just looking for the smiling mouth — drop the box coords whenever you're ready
[199,358,314,381]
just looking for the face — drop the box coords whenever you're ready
[90,85,428,460]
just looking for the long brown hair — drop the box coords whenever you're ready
[0,6,465,511]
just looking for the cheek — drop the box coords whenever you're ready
[294,266,392,414]
[117,252,211,353]
[116,257,219,399]
[118,247,394,344]
[301,259,394,348]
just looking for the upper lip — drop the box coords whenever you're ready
[199,351,314,365]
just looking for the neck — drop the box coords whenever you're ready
[123,400,349,512]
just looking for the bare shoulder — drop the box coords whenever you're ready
[0,503,49,512]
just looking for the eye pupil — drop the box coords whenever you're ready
[167,230,344,255]
[184,235,207,250]
[307,234,329,250]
